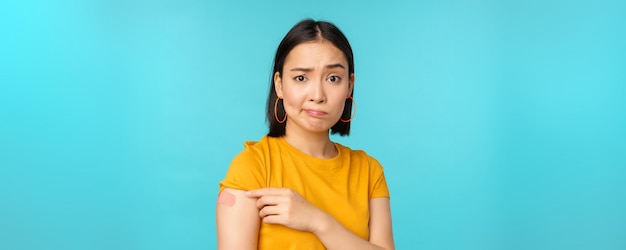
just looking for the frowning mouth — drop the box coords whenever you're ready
[303,109,327,117]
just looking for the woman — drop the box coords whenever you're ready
[217,19,395,250]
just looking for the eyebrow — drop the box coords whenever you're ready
[289,63,346,72]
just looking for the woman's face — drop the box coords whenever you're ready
[275,39,354,135]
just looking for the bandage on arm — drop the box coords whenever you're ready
[216,188,260,250]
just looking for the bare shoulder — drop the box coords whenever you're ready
[216,188,261,250]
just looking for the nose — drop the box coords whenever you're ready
[308,80,326,103]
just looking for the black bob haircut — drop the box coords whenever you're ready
[266,19,355,137]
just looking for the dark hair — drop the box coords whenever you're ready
[266,19,355,137]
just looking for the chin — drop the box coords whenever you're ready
[304,124,333,133]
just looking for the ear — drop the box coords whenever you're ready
[274,72,284,98]
[348,73,355,96]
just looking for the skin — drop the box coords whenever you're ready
[216,39,395,250]
[276,39,353,158]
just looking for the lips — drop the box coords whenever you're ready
[304,109,327,117]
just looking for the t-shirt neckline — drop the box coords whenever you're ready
[276,136,343,163]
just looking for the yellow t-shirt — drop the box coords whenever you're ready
[219,135,390,249]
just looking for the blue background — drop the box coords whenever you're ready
[1,0,625,249]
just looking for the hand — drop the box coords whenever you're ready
[246,188,327,232]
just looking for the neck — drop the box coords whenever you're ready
[283,124,337,159]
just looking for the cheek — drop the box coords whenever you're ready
[324,100,345,118]
[281,86,299,100]
[282,94,303,111]
[331,95,348,108]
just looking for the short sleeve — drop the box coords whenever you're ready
[368,156,390,199]
[219,145,266,192]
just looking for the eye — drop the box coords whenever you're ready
[327,75,341,83]
[294,75,307,82]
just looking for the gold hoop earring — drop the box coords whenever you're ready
[274,98,287,124]
[340,96,356,122]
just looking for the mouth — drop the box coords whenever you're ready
[303,109,327,117]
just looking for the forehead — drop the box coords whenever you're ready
[283,40,348,67]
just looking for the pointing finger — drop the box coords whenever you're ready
[255,194,289,209]
[245,188,287,197]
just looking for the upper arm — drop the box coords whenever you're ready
[216,188,260,250]
[369,197,395,250]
